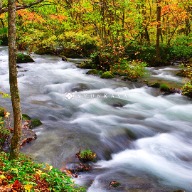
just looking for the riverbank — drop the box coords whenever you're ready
[0,152,85,191]
[1,46,192,191]
[0,110,85,192]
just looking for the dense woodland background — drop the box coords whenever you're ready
[1,0,191,94]
[0,0,191,62]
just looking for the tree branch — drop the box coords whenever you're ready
[0,0,45,14]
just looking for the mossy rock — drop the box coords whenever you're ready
[17,53,34,63]
[150,82,160,88]
[86,69,99,75]
[31,119,42,128]
[22,114,31,120]
[101,71,114,79]
[78,61,95,69]
[160,83,171,92]
[109,181,121,188]
[0,107,5,117]
[146,78,183,89]
[125,129,137,140]
[76,149,97,162]
[61,56,68,61]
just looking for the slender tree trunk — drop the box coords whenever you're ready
[0,18,4,28]
[156,0,162,63]
[185,18,190,36]
[122,7,125,46]
[8,0,22,160]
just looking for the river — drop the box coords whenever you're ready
[0,46,192,191]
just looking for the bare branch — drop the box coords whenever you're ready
[0,0,45,14]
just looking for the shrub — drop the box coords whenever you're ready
[77,149,96,162]
[30,119,42,128]
[182,81,192,98]
[180,63,192,98]
[86,69,100,75]
[0,152,85,191]
[16,53,34,63]
[111,60,147,80]
[0,107,5,117]
[170,35,192,60]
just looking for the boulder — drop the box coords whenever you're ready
[62,56,68,61]
[30,119,42,128]
[22,114,42,128]
[86,69,100,75]
[22,114,31,120]
[65,162,92,173]
[20,128,37,147]
[17,53,34,63]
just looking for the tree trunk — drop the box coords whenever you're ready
[8,0,22,160]
[156,0,162,63]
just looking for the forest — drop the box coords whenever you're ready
[0,0,192,191]
[1,0,191,91]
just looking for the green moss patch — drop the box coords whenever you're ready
[31,119,42,128]
[22,114,31,121]
[86,69,100,75]
[17,53,34,63]
[101,71,114,79]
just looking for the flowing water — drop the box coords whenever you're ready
[0,46,192,191]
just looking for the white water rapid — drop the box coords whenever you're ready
[0,46,192,191]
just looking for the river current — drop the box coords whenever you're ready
[0,46,192,191]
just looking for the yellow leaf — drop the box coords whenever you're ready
[45,163,53,171]
[5,112,10,118]
[0,175,6,179]
[36,169,42,175]
[24,184,33,192]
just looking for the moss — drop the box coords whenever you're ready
[31,119,42,128]
[76,149,97,162]
[22,114,31,120]
[125,129,137,140]
[16,53,34,63]
[150,82,160,88]
[101,71,114,79]
[160,83,170,92]
[86,69,100,75]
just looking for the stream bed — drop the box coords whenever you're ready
[0,46,192,191]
